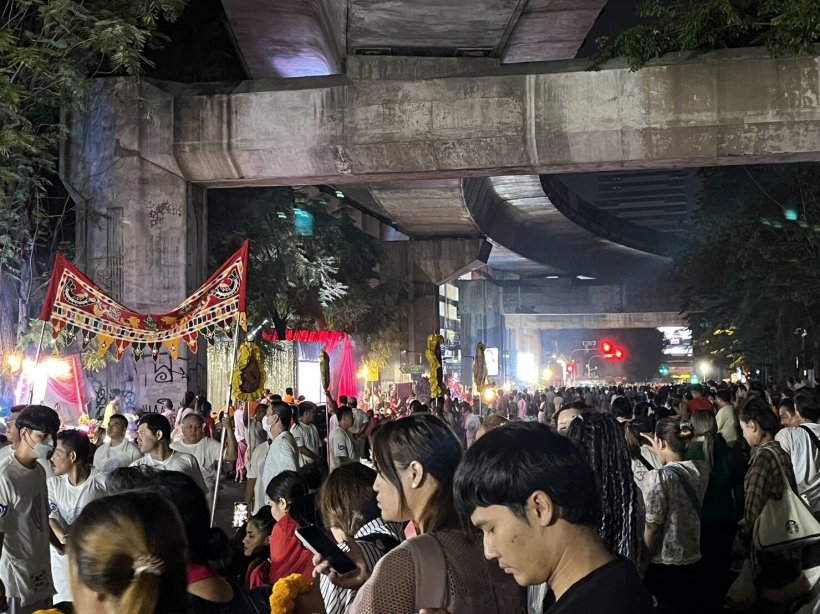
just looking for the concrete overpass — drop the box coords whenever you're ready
[61,44,820,399]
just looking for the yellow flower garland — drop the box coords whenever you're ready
[270,573,312,614]
[33,610,62,614]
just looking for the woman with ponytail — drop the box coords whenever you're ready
[68,491,188,614]
[640,417,710,612]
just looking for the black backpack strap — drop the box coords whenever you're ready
[799,425,820,451]
[662,465,702,521]
[638,453,655,472]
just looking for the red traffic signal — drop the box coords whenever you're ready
[613,348,625,360]
[566,363,575,375]
[600,340,614,354]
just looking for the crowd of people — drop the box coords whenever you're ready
[0,376,818,613]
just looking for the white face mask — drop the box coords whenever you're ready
[262,416,271,433]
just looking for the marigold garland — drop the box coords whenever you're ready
[270,573,312,614]
[33,610,61,614]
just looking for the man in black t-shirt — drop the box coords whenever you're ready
[454,422,656,613]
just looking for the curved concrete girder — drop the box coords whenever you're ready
[367,179,482,238]
[463,176,671,282]
[541,175,675,257]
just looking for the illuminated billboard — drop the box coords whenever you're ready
[657,327,692,357]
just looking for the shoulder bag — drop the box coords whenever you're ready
[753,447,820,551]
[406,533,448,611]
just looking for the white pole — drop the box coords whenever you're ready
[28,323,48,404]
[210,317,242,527]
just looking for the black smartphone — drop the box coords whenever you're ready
[295,525,357,576]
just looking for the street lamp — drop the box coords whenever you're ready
[699,361,712,380]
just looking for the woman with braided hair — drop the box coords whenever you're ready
[566,412,643,566]
[68,491,189,614]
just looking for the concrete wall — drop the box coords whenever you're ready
[62,80,207,411]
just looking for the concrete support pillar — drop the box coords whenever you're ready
[382,239,491,358]
[61,79,207,413]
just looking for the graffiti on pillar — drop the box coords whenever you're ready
[152,352,188,384]
[147,200,182,230]
[87,374,137,415]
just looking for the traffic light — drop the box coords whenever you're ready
[566,363,575,376]
[600,340,614,355]
[613,348,625,360]
[659,365,670,376]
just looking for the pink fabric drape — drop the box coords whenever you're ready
[336,336,358,399]
[46,355,88,419]
[260,329,346,354]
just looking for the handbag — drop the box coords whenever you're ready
[753,447,820,551]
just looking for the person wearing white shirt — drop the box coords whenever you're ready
[48,430,107,605]
[330,407,357,470]
[291,402,321,465]
[463,407,481,449]
[775,391,820,513]
[349,398,370,459]
[130,413,207,494]
[171,413,223,507]
[92,413,141,472]
[714,390,738,446]
[245,439,271,515]
[0,405,61,612]
[261,404,301,496]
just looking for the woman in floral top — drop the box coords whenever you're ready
[641,417,710,612]
[739,396,808,606]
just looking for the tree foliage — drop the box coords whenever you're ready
[208,187,407,369]
[0,0,187,401]
[590,0,820,70]
[676,164,820,377]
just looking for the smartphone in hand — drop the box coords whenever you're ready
[295,525,357,575]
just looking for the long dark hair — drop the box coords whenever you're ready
[567,413,642,564]
[371,413,462,533]
[266,470,317,527]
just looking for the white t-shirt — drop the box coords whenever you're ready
[261,431,301,494]
[464,414,481,448]
[130,450,207,493]
[291,421,320,465]
[93,438,142,472]
[330,428,356,470]
[350,408,370,436]
[0,447,53,478]
[715,404,738,445]
[48,469,107,603]
[776,424,820,512]
[247,440,270,514]
[0,453,54,605]
[643,460,709,565]
[171,438,223,497]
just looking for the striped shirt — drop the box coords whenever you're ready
[319,518,404,614]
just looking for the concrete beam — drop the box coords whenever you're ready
[146,48,820,185]
[505,312,685,329]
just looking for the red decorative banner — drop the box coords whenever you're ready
[39,242,249,361]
